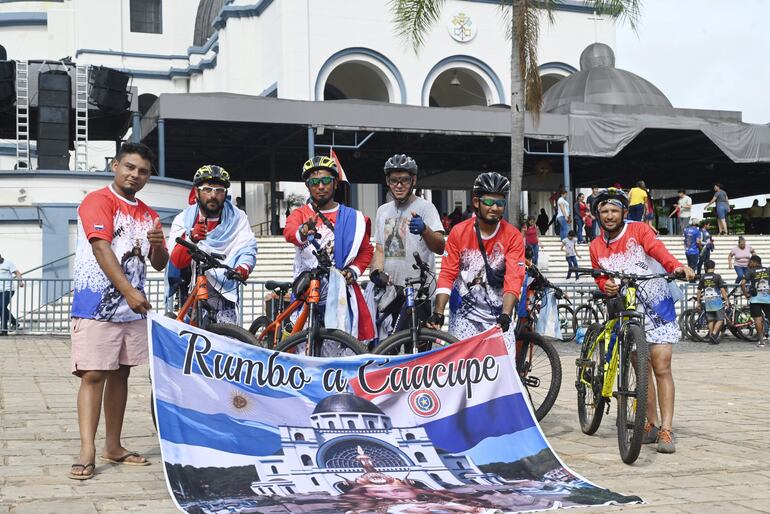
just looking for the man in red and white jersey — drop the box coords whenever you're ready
[284,156,374,339]
[589,187,694,454]
[70,143,168,478]
[428,172,525,343]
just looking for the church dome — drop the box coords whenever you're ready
[312,394,385,416]
[542,43,673,113]
[193,0,227,47]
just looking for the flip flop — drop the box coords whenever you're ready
[99,452,151,466]
[68,463,95,480]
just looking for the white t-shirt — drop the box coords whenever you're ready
[562,238,577,257]
[557,196,570,218]
[375,196,444,287]
[678,195,692,217]
[0,260,18,292]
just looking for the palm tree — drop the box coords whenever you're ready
[391,0,641,223]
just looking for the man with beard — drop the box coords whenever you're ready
[427,172,525,343]
[69,143,168,479]
[167,165,257,324]
[284,156,374,340]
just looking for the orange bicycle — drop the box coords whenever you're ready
[251,235,365,357]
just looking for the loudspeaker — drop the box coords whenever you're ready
[37,69,71,170]
[89,66,129,113]
[0,60,15,110]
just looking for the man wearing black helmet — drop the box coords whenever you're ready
[371,154,445,292]
[284,156,374,340]
[167,165,257,324]
[588,187,694,454]
[428,172,525,342]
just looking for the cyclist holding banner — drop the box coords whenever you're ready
[427,172,525,342]
[588,187,694,454]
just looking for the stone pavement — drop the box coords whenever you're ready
[1,335,769,514]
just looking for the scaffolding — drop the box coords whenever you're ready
[15,60,30,169]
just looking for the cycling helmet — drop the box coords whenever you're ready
[472,172,510,197]
[302,156,338,180]
[589,187,629,219]
[384,154,418,176]
[193,164,230,188]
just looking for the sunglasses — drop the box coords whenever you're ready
[197,186,227,195]
[479,197,506,207]
[387,176,412,186]
[306,176,334,187]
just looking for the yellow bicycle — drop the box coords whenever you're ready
[574,266,681,464]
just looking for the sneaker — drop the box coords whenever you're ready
[642,422,659,444]
[758,339,767,348]
[657,429,676,454]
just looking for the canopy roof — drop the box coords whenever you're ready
[139,91,770,195]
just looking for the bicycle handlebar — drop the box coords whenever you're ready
[174,237,247,284]
[572,266,682,282]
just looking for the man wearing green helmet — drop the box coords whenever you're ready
[167,165,257,324]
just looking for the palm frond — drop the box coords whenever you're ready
[390,0,446,53]
[585,0,642,31]
[512,0,544,119]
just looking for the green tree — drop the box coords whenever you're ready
[391,0,641,222]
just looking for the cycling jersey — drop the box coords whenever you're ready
[589,221,683,343]
[436,218,525,341]
[746,266,770,304]
[683,226,701,256]
[698,273,726,311]
[284,204,373,279]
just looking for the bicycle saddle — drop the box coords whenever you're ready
[591,290,608,301]
[265,280,292,292]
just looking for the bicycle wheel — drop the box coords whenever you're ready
[576,322,606,435]
[276,329,366,357]
[248,315,278,347]
[517,331,562,421]
[678,308,693,339]
[574,304,600,330]
[209,323,262,347]
[616,323,649,465]
[734,306,756,341]
[373,328,457,355]
[558,304,576,341]
[688,310,710,342]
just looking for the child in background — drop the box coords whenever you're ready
[561,230,581,280]
[695,259,729,344]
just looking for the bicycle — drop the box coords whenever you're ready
[573,289,608,329]
[153,237,260,428]
[574,266,683,464]
[271,235,366,357]
[373,252,457,355]
[514,264,563,421]
[247,280,293,347]
[688,286,757,342]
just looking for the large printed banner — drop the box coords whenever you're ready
[148,313,641,514]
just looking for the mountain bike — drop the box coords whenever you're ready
[688,286,757,342]
[152,237,259,428]
[573,289,608,329]
[373,252,457,355]
[515,264,562,421]
[272,235,366,357]
[574,266,683,464]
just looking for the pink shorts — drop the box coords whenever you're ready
[70,318,148,376]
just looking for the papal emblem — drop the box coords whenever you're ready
[447,12,477,43]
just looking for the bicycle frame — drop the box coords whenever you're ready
[256,299,309,347]
[176,273,212,328]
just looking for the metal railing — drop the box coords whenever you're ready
[0,277,750,336]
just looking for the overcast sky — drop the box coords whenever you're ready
[615,0,770,124]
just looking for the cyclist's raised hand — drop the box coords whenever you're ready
[605,278,620,297]
[495,313,512,332]
[126,288,151,314]
[191,219,208,243]
[674,265,696,282]
[147,218,165,248]
[409,212,426,235]
[300,219,317,240]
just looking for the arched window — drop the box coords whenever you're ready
[323,62,391,103]
[415,452,427,463]
[301,454,313,467]
[270,465,278,474]
[405,433,416,440]
[328,420,336,429]
[347,420,355,429]
[294,432,305,441]
[368,420,375,429]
